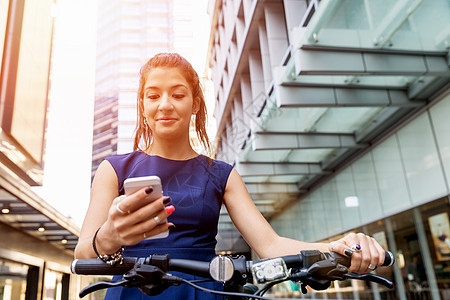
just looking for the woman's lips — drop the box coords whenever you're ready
[157,118,176,124]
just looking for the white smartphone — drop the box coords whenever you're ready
[123,175,169,239]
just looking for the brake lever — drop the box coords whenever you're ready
[79,279,129,298]
[344,272,394,288]
[79,263,173,298]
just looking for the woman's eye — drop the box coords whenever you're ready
[173,94,185,99]
[147,94,159,100]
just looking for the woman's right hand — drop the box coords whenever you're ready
[96,187,175,254]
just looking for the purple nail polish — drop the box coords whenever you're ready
[344,249,353,257]
[145,186,153,194]
[163,196,171,204]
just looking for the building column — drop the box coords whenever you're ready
[385,218,408,300]
[242,0,254,25]
[263,3,289,68]
[248,50,266,116]
[240,72,254,130]
[231,95,246,149]
[370,281,381,300]
[413,208,441,300]
[258,23,273,91]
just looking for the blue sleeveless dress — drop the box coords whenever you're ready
[103,151,233,299]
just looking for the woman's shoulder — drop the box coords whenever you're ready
[197,156,234,178]
[104,151,147,173]
[211,157,233,169]
[105,151,145,163]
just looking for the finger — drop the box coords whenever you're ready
[112,195,123,205]
[354,233,372,273]
[335,233,363,273]
[115,186,159,213]
[150,205,175,227]
[129,206,176,242]
[365,237,382,272]
[328,241,349,255]
[372,237,386,266]
[120,186,153,212]
[346,239,363,273]
[121,221,175,245]
[327,238,362,272]
[139,222,175,241]
[125,196,171,224]
[109,196,174,244]
[121,204,175,238]
[110,195,128,217]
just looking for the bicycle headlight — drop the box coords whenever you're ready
[251,258,289,284]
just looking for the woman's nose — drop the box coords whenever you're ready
[158,94,173,110]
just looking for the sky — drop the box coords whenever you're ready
[32,0,212,228]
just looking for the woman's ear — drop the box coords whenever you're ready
[192,97,200,115]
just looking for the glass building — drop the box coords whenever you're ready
[92,0,203,177]
[207,0,450,299]
[92,0,175,176]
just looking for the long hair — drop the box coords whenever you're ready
[133,53,211,155]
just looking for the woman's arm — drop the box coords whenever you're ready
[74,160,119,259]
[223,169,385,273]
[74,160,174,259]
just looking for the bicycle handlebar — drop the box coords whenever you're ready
[72,250,395,298]
[71,250,394,276]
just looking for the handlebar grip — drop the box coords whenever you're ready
[382,251,395,267]
[71,257,138,275]
[169,259,210,277]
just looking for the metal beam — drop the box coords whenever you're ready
[11,220,52,224]
[20,225,64,231]
[236,161,327,176]
[252,132,365,150]
[2,210,39,215]
[39,231,73,236]
[294,48,450,76]
[276,85,424,107]
[355,106,415,143]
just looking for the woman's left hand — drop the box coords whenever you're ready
[328,232,385,273]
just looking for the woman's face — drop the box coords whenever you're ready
[142,67,199,143]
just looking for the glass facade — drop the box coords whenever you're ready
[270,197,450,299]
[0,0,82,299]
[43,269,63,300]
[10,0,54,164]
[271,91,450,243]
[271,93,450,299]
[0,0,55,185]
[0,0,9,74]
[300,0,450,52]
[0,259,28,300]
[208,0,450,298]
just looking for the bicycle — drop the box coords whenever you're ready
[72,250,395,299]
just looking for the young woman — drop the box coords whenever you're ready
[75,53,386,299]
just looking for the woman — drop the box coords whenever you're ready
[75,53,386,299]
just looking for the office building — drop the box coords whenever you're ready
[92,0,204,176]
[207,0,450,298]
[0,0,88,298]
[92,0,174,175]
